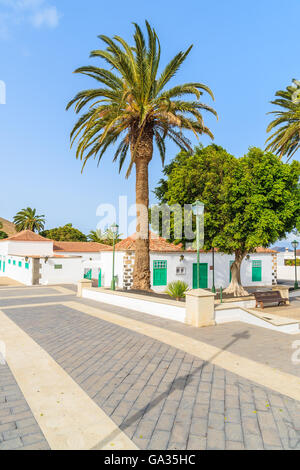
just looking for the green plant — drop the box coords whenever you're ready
[13,207,45,233]
[165,281,189,300]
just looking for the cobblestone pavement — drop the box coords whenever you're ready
[0,363,50,450]
[2,291,300,451]
[78,297,300,377]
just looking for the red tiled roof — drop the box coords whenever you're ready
[114,232,183,252]
[0,230,51,242]
[53,241,111,253]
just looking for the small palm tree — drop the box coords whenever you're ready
[88,229,105,243]
[266,79,300,160]
[13,207,45,233]
[67,21,217,290]
[165,281,189,301]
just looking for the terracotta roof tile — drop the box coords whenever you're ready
[0,230,51,242]
[53,241,111,253]
[114,232,183,252]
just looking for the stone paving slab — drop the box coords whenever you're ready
[78,297,300,378]
[0,295,74,308]
[4,302,300,450]
[0,287,59,297]
[0,363,50,450]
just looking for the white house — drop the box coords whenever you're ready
[277,248,300,282]
[98,233,278,292]
[0,230,278,290]
[0,230,110,286]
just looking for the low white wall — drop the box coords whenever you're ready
[82,288,186,323]
[7,240,53,257]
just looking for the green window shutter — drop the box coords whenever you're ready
[8,259,11,264]
[54,264,63,270]
[13,260,16,266]
[153,260,167,286]
[84,269,92,279]
[18,261,22,268]
[252,260,262,282]
[25,263,29,270]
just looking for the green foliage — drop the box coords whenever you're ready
[88,226,122,245]
[266,79,300,161]
[165,281,188,300]
[285,259,300,266]
[40,224,87,242]
[67,21,216,177]
[13,207,45,233]
[154,145,300,255]
[0,231,8,239]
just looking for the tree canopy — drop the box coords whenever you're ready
[40,224,87,242]
[154,145,300,295]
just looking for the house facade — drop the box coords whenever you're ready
[0,230,277,290]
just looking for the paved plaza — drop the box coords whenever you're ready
[0,285,300,450]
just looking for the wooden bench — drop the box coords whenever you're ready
[254,290,288,309]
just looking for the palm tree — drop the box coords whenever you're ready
[88,226,122,245]
[67,21,217,290]
[88,229,105,243]
[13,207,45,233]
[266,79,300,161]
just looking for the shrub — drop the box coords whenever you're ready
[165,281,189,300]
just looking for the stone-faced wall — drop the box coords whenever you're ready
[123,251,135,289]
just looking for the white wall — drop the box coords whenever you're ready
[40,258,84,285]
[99,252,124,288]
[7,241,53,257]
[0,255,33,285]
[148,252,274,292]
[277,265,300,281]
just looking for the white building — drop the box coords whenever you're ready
[0,230,277,290]
[0,230,110,286]
[99,233,278,292]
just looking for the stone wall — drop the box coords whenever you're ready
[123,251,135,289]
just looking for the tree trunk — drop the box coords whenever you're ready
[131,127,153,291]
[224,250,249,297]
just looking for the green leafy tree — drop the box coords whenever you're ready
[266,79,300,160]
[41,224,87,242]
[154,146,300,296]
[67,21,216,290]
[13,207,45,233]
[0,222,8,239]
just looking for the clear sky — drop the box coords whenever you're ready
[0,0,299,238]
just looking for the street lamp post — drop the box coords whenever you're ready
[212,247,216,293]
[111,223,119,291]
[192,200,205,289]
[291,240,299,290]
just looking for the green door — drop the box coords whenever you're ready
[153,260,167,286]
[84,269,92,280]
[252,260,262,282]
[193,263,208,289]
[2,261,5,273]
[98,269,102,287]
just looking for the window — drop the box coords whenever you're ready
[176,266,186,275]
[13,260,16,266]
[252,260,262,282]
[8,259,11,264]
[18,261,22,268]
[54,264,63,270]
[25,263,29,270]
[153,260,167,286]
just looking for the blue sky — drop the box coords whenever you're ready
[0,0,299,240]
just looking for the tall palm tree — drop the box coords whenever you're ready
[266,79,300,161]
[13,207,45,233]
[67,21,217,290]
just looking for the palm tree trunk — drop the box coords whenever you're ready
[224,250,249,297]
[132,129,153,290]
